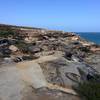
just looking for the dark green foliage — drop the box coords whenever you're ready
[15,41,27,49]
[78,82,100,100]
[79,46,90,52]
[77,74,100,100]
[15,41,33,54]
[0,30,14,38]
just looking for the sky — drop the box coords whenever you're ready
[0,0,100,32]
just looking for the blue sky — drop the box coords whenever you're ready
[0,0,100,32]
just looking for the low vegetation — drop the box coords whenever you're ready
[77,74,100,100]
[0,30,14,38]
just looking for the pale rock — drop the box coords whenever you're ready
[9,45,18,52]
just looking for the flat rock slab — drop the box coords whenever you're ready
[0,62,47,100]
[0,55,79,100]
[17,61,47,89]
[0,65,24,100]
[0,55,58,100]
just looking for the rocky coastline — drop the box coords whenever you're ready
[0,24,100,100]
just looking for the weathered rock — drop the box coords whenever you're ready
[0,24,100,100]
[0,39,10,47]
[9,45,18,52]
[64,51,72,60]
[28,46,41,54]
[0,48,12,57]
[3,57,13,63]
[22,55,39,60]
[0,65,24,100]
[17,62,47,89]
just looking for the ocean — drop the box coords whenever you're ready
[76,32,100,45]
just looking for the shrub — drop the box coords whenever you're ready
[77,74,100,100]
[0,30,14,37]
[79,46,90,52]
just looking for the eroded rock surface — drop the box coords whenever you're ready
[0,24,100,100]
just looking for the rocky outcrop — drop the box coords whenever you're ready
[0,24,100,100]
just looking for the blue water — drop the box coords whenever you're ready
[76,32,100,45]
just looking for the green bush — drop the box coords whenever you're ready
[79,46,90,52]
[15,41,32,54]
[0,30,14,37]
[78,82,100,100]
[15,41,27,49]
[77,74,100,100]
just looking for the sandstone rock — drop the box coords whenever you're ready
[9,45,18,52]
[24,37,38,43]
[17,62,47,89]
[0,65,24,100]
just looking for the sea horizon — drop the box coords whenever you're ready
[76,32,100,45]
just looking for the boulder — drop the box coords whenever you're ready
[28,46,41,54]
[9,45,18,52]
[64,52,72,60]
[0,39,10,47]
[0,48,11,57]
